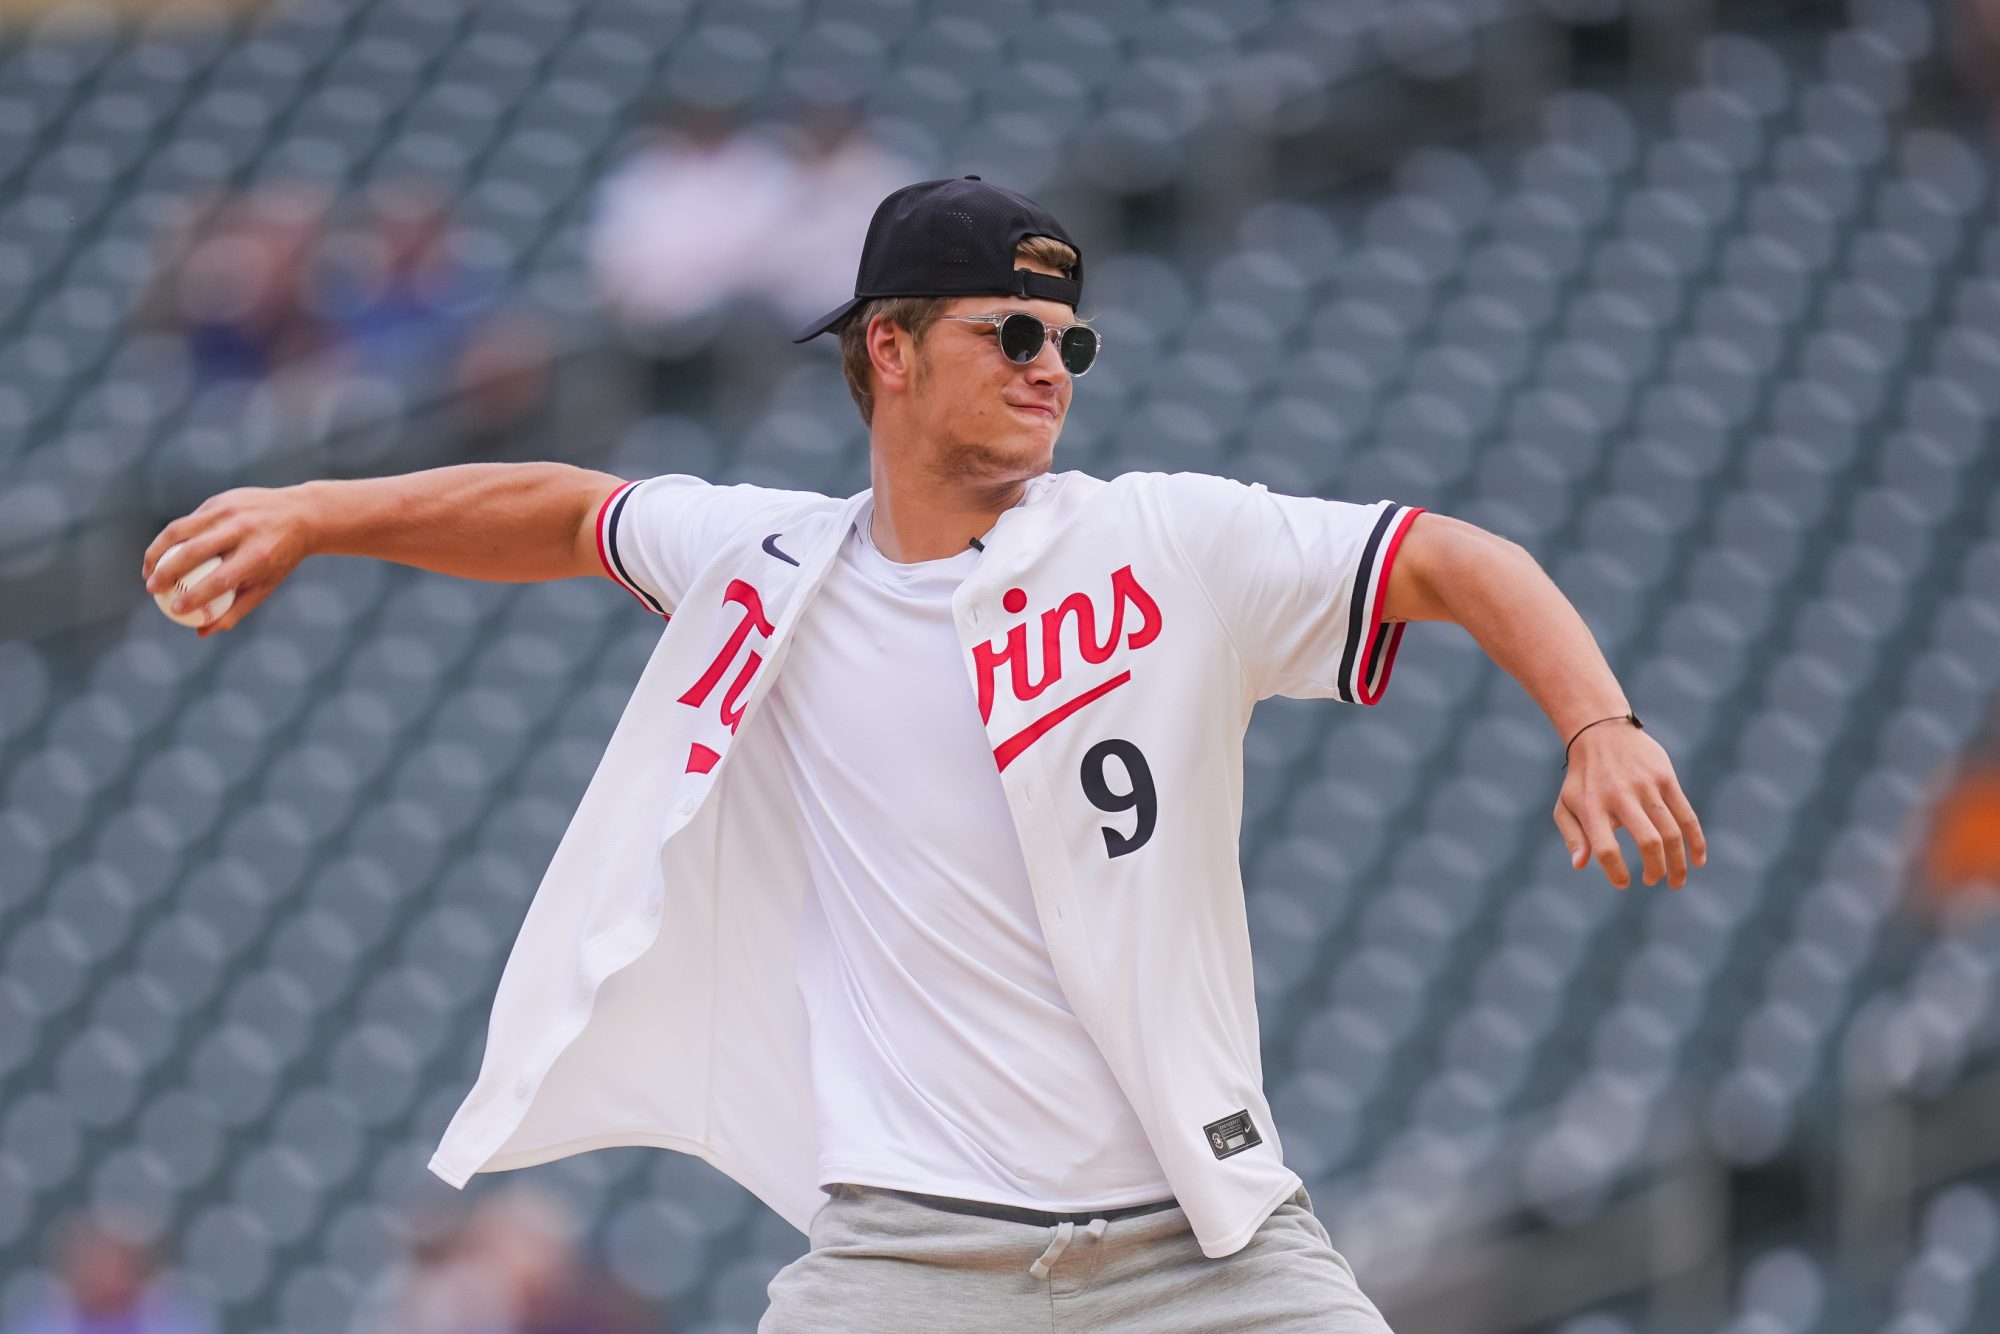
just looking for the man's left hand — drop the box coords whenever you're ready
[1552,724,1707,890]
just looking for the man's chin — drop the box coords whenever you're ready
[922,419,1057,484]
[1013,417,1061,460]
[1011,433,1058,478]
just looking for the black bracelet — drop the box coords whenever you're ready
[1563,711,1643,769]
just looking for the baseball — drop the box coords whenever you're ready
[154,542,236,629]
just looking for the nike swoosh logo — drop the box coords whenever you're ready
[762,533,798,566]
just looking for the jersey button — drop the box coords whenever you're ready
[512,1077,532,1100]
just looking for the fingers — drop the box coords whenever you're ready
[196,580,274,638]
[145,518,235,599]
[176,542,257,615]
[144,490,236,583]
[1581,801,1631,890]
[1552,800,1588,870]
[1622,789,1681,890]
[1660,778,1707,870]
[1558,782,1706,892]
[142,517,189,581]
[217,580,273,631]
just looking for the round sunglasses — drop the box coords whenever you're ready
[939,312,1101,376]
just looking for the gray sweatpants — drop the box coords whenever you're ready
[758,1183,1394,1332]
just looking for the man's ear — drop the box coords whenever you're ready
[868,315,915,396]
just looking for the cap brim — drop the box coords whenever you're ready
[791,296,865,343]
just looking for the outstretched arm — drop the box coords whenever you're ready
[142,462,625,638]
[1383,512,1708,892]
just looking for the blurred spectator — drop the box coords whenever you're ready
[448,308,558,456]
[320,179,554,452]
[353,1186,663,1334]
[1938,0,2000,135]
[3,1210,213,1334]
[137,178,552,452]
[318,180,492,386]
[1908,695,2000,920]
[348,1195,511,1334]
[586,101,794,339]
[759,100,917,333]
[466,1189,660,1334]
[138,183,336,385]
[585,98,913,423]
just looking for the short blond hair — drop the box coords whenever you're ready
[838,234,1080,426]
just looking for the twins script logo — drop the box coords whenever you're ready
[976,565,1162,771]
[670,564,1165,776]
[677,578,773,774]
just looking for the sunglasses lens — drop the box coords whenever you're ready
[998,313,1045,363]
[1059,326,1099,375]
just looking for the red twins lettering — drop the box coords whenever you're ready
[679,578,775,734]
[973,565,1162,725]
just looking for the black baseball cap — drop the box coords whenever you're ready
[791,175,1084,343]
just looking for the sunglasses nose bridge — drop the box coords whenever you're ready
[1033,336,1076,383]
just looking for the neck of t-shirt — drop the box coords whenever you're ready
[862,500,984,570]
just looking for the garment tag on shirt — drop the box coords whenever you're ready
[1203,1110,1262,1160]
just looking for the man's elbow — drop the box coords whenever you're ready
[1379,512,1525,625]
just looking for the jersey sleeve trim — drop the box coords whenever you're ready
[596,479,670,618]
[1338,503,1425,705]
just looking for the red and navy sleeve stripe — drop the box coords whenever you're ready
[595,480,669,618]
[1337,503,1424,705]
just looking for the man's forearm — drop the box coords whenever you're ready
[300,462,618,583]
[1433,540,1632,745]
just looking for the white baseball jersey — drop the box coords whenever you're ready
[769,504,1174,1208]
[428,467,1424,1259]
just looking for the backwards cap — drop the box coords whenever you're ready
[791,175,1083,343]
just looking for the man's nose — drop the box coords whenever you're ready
[1024,335,1067,384]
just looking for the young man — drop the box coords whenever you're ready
[144,177,1705,1331]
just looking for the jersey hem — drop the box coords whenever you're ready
[1198,1170,1306,1259]
[815,1164,1179,1217]
[431,1129,712,1188]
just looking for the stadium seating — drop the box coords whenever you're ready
[2,0,1996,1330]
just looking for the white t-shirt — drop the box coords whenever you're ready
[763,500,1173,1211]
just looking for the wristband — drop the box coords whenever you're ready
[1563,711,1643,769]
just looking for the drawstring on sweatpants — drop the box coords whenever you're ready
[1028,1216,1107,1279]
